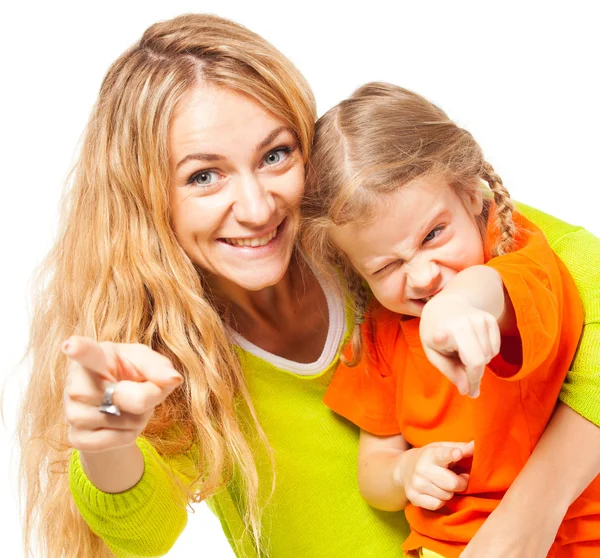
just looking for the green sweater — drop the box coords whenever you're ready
[517,204,600,423]
[69,206,600,557]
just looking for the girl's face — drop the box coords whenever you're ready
[330,174,485,317]
[169,85,305,292]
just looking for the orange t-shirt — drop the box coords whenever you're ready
[325,212,600,557]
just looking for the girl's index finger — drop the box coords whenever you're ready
[431,446,464,468]
[61,336,117,382]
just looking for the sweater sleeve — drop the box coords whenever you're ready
[516,202,600,426]
[69,437,193,557]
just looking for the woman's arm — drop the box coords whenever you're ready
[461,403,600,557]
[70,437,193,557]
[462,204,600,557]
[64,337,190,557]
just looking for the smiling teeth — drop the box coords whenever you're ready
[225,228,277,247]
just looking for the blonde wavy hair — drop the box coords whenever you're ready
[301,82,514,364]
[19,13,316,557]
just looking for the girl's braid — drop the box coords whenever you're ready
[342,269,370,366]
[481,161,516,255]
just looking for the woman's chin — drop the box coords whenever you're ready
[234,263,291,291]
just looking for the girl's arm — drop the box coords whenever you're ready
[357,430,472,512]
[462,204,600,557]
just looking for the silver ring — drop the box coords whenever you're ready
[98,383,121,417]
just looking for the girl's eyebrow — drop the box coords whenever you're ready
[175,126,294,170]
[363,206,449,274]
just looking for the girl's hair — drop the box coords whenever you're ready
[301,82,514,364]
[19,13,316,557]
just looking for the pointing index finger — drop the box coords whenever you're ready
[430,441,475,467]
[62,336,117,382]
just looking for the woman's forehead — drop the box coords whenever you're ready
[168,85,296,174]
[171,86,286,150]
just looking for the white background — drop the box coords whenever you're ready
[1,1,598,556]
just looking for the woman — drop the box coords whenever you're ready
[18,13,600,558]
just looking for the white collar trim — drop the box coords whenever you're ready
[228,271,346,376]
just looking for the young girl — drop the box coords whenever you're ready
[301,82,600,557]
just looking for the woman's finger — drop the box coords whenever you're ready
[68,427,139,453]
[112,343,182,387]
[63,336,183,388]
[110,380,181,415]
[65,401,150,431]
[62,336,117,382]
[67,379,179,416]
[65,360,105,403]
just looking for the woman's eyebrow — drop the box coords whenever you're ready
[175,126,294,170]
[255,126,294,152]
[176,151,223,169]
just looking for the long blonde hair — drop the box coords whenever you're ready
[19,13,316,557]
[301,82,514,363]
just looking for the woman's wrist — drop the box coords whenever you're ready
[79,441,144,493]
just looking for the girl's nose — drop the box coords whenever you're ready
[406,261,441,293]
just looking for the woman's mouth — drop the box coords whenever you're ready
[222,226,278,247]
[218,219,285,248]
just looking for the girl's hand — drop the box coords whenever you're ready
[395,440,473,510]
[420,294,501,397]
[63,336,183,453]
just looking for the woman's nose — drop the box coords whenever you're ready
[232,174,275,226]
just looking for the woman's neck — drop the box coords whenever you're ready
[207,253,302,326]
[207,253,329,362]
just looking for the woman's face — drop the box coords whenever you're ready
[169,85,305,292]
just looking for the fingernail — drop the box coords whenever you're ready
[167,371,183,385]
[120,357,144,381]
[61,339,71,353]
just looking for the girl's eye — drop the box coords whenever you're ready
[188,170,220,187]
[374,260,401,275]
[263,146,293,166]
[424,226,444,243]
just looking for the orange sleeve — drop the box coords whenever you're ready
[324,307,403,436]
[485,212,583,381]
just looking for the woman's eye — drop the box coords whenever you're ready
[263,146,292,166]
[424,226,443,243]
[189,170,220,187]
